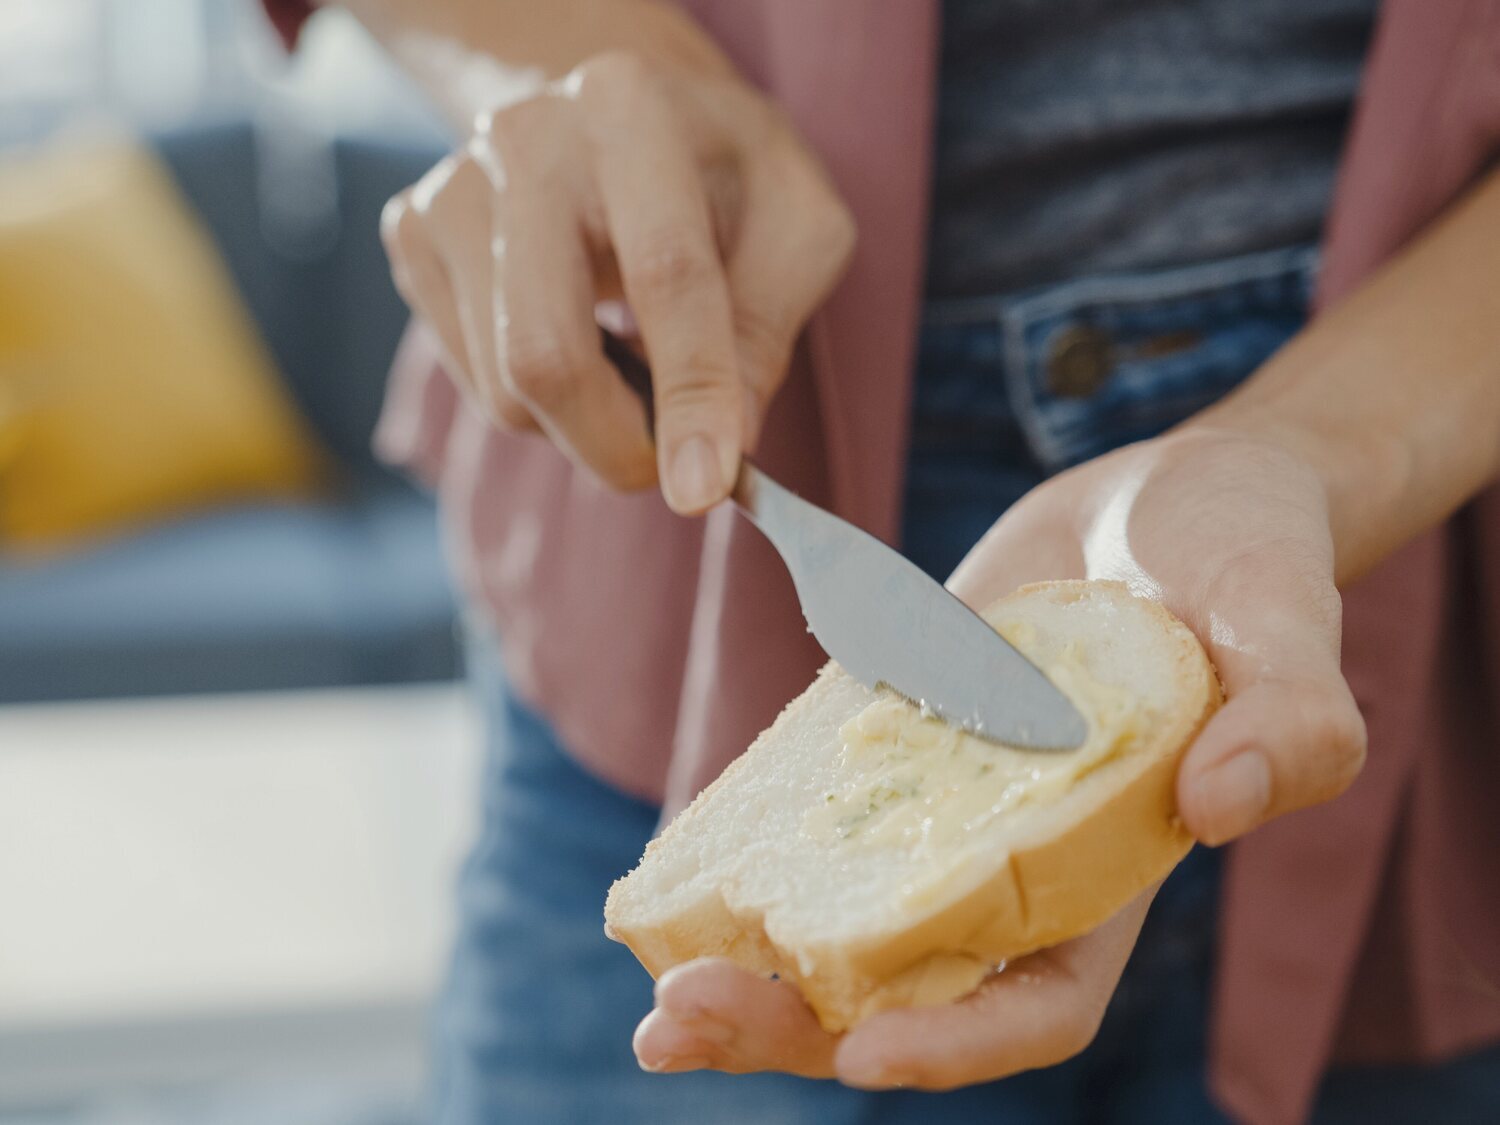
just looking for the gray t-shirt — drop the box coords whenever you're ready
[926,0,1378,298]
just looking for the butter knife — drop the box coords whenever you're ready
[603,330,1088,751]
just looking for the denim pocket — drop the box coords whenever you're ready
[997,245,1317,470]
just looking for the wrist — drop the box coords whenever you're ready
[342,0,735,132]
[1177,395,1412,587]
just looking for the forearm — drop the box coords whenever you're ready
[1192,166,1500,585]
[317,0,733,131]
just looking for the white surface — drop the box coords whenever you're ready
[0,684,481,1029]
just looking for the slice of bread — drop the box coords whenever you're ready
[605,580,1221,1031]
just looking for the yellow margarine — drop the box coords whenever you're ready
[803,621,1141,854]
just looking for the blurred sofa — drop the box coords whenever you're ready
[0,122,461,703]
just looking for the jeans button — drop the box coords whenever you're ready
[1045,324,1115,397]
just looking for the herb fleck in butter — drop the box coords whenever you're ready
[802,624,1141,854]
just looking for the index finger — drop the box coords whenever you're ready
[580,60,744,514]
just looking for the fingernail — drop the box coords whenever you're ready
[667,435,723,512]
[839,1058,908,1090]
[642,1054,712,1074]
[1192,750,1271,843]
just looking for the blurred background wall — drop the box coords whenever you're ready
[0,4,478,1122]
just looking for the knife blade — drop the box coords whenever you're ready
[731,462,1087,750]
[600,328,1086,750]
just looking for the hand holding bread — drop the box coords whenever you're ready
[620,428,1367,1088]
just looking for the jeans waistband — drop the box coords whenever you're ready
[910,245,1319,472]
[920,245,1318,327]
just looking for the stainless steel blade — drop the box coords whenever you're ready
[595,328,1085,750]
[732,462,1087,751]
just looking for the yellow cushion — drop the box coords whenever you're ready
[0,138,329,551]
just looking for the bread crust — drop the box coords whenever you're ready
[604,581,1222,1032]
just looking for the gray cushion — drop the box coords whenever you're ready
[0,482,459,702]
[153,124,445,469]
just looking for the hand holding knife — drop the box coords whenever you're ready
[603,329,1087,751]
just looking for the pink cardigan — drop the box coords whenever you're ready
[271,2,1500,1121]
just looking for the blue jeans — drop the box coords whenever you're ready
[431,248,1500,1124]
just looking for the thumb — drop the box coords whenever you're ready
[1176,658,1367,846]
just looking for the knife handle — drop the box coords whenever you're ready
[604,327,761,504]
[601,328,656,441]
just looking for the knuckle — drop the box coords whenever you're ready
[631,238,716,298]
[572,49,655,104]
[410,153,460,211]
[475,98,582,200]
[502,335,581,409]
[814,193,858,266]
[1312,691,1368,796]
[401,154,489,237]
[378,193,412,253]
[1266,679,1368,808]
[378,209,429,310]
[769,142,858,267]
[480,96,558,152]
[463,130,505,184]
[430,153,489,214]
[657,363,739,415]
